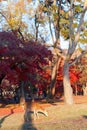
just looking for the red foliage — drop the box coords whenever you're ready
[0,31,52,93]
[0,31,82,97]
[1,71,19,90]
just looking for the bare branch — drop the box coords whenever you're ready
[74,3,87,47]
[45,44,65,59]
[69,50,87,66]
[0,12,9,23]
[67,1,87,57]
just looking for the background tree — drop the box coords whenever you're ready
[77,54,87,95]
[0,0,33,41]
[38,0,87,103]
[62,0,87,104]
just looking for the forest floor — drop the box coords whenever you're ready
[0,95,87,130]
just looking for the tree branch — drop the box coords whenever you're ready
[45,44,65,59]
[67,1,87,58]
[74,5,87,47]
[69,50,87,66]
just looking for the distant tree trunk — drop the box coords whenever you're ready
[83,83,87,96]
[35,13,39,42]
[63,61,74,105]
[0,88,3,101]
[46,0,62,101]
[20,81,25,105]
[47,57,61,99]
[49,61,58,98]
[75,84,78,96]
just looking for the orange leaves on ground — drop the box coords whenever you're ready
[0,108,11,116]
[13,107,23,113]
[0,105,23,116]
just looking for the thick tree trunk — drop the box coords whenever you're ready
[63,61,74,105]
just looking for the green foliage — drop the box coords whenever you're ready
[75,5,83,13]
[79,38,87,44]
[61,29,69,40]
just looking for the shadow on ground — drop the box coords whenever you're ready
[21,100,38,130]
[0,114,12,128]
[21,123,37,130]
[0,104,37,130]
[82,115,87,119]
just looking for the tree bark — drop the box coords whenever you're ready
[47,57,61,99]
[20,81,25,104]
[83,83,87,96]
[63,61,74,105]
[75,84,78,96]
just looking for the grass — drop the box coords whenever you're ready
[1,96,87,130]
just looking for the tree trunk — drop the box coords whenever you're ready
[75,84,78,96]
[47,64,57,99]
[83,83,87,96]
[20,81,25,105]
[0,88,3,101]
[35,13,39,42]
[63,61,74,105]
[47,57,61,99]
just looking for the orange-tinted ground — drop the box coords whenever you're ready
[0,95,87,116]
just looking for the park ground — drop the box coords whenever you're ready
[0,96,87,130]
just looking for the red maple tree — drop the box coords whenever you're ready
[0,31,52,100]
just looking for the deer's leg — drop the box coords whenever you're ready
[36,111,39,119]
[34,110,36,120]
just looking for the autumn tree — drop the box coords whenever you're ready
[62,0,87,104]
[0,0,31,41]
[77,54,87,95]
[0,31,52,103]
[32,0,63,99]
[37,0,87,104]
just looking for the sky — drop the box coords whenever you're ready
[0,0,87,49]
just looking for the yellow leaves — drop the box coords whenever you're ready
[5,0,27,31]
[15,0,26,14]
[8,18,20,28]
[38,4,45,13]
[60,10,65,15]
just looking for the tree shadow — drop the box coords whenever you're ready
[82,115,87,119]
[21,113,37,130]
[0,100,37,130]
[21,122,37,130]
[0,113,12,128]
